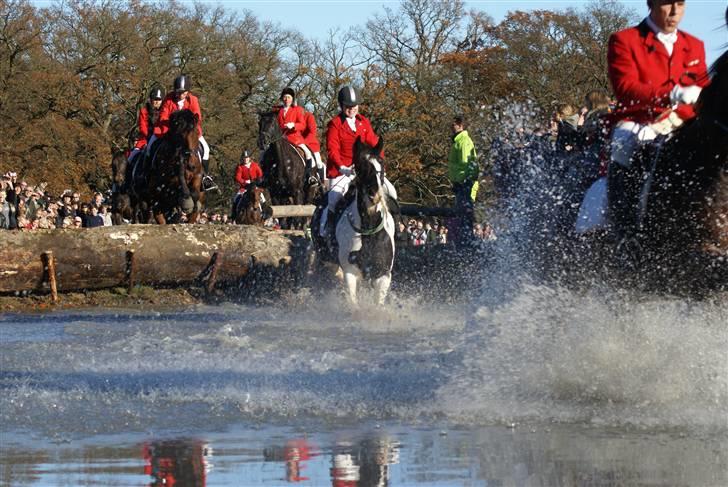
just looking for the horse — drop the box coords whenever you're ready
[634,34,728,292]
[110,151,134,224]
[232,183,272,225]
[319,137,396,306]
[146,109,204,224]
[257,110,319,226]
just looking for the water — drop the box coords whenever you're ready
[1,289,727,486]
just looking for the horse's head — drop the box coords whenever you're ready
[111,152,128,187]
[257,110,281,150]
[236,183,265,225]
[167,109,202,215]
[353,137,386,211]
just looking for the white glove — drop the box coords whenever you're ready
[670,84,702,105]
[285,122,295,130]
[339,165,353,177]
[637,124,657,142]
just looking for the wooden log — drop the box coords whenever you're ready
[271,205,316,218]
[0,225,306,294]
[270,204,457,218]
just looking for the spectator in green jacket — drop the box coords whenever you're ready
[448,115,478,246]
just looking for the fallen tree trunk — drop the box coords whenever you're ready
[0,225,308,294]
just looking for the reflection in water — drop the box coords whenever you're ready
[264,438,315,482]
[331,435,400,487]
[143,438,212,486]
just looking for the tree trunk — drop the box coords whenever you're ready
[0,225,307,293]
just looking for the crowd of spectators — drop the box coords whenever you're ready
[395,218,496,248]
[0,172,113,231]
[1,171,499,248]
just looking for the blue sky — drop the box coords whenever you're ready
[217,0,727,64]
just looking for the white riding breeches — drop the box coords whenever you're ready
[611,120,657,168]
[199,135,209,161]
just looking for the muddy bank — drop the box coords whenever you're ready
[0,286,203,313]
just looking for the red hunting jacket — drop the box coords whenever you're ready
[326,113,380,179]
[608,20,709,125]
[302,111,321,152]
[154,93,203,137]
[235,161,263,193]
[134,104,157,149]
[277,105,306,146]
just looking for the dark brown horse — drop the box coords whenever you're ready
[636,29,728,292]
[110,151,134,224]
[257,110,319,227]
[147,109,204,224]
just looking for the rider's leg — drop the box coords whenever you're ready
[314,152,325,182]
[608,121,655,266]
[198,136,216,190]
[298,144,315,182]
[319,175,351,238]
[127,147,141,163]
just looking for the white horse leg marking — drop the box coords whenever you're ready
[342,264,361,306]
[373,272,392,305]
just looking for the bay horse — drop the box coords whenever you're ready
[147,109,204,224]
[257,110,318,226]
[330,138,396,306]
[233,183,272,225]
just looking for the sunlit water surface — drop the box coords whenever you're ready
[1,287,726,486]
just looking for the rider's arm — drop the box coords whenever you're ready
[134,106,149,149]
[608,32,669,109]
[326,118,343,171]
[188,95,203,136]
[292,107,306,133]
[154,100,172,137]
[234,164,246,188]
[252,163,263,181]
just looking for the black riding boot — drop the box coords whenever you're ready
[325,210,337,251]
[608,162,643,269]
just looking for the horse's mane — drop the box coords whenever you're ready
[169,109,198,138]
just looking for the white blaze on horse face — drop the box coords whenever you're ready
[365,155,384,210]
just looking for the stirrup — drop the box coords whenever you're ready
[615,236,642,271]
[202,175,217,192]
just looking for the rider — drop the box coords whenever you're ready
[607,0,708,260]
[233,149,263,215]
[302,110,326,183]
[318,85,397,245]
[149,75,216,190]
[277,87,318,183]
[128,86,164,162]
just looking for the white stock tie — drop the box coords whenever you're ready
[656,31,678,56]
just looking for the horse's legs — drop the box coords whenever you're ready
[154,211,166,224]
[372,272,392,306]
[187,212,199,224]
[341,264,361,307]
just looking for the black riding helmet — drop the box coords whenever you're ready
[280,87,295,100]
[174,75,191,92]
[337,86,360,108]
[149,87,164,100]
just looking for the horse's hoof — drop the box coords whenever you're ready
[180,197,194,213]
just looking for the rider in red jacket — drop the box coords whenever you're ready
[318,86,397,243]
[148,75,215,190]
[234,150,263,193]
[606,0,708,263]
[277,87,322,184]
[128,87,164,161]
